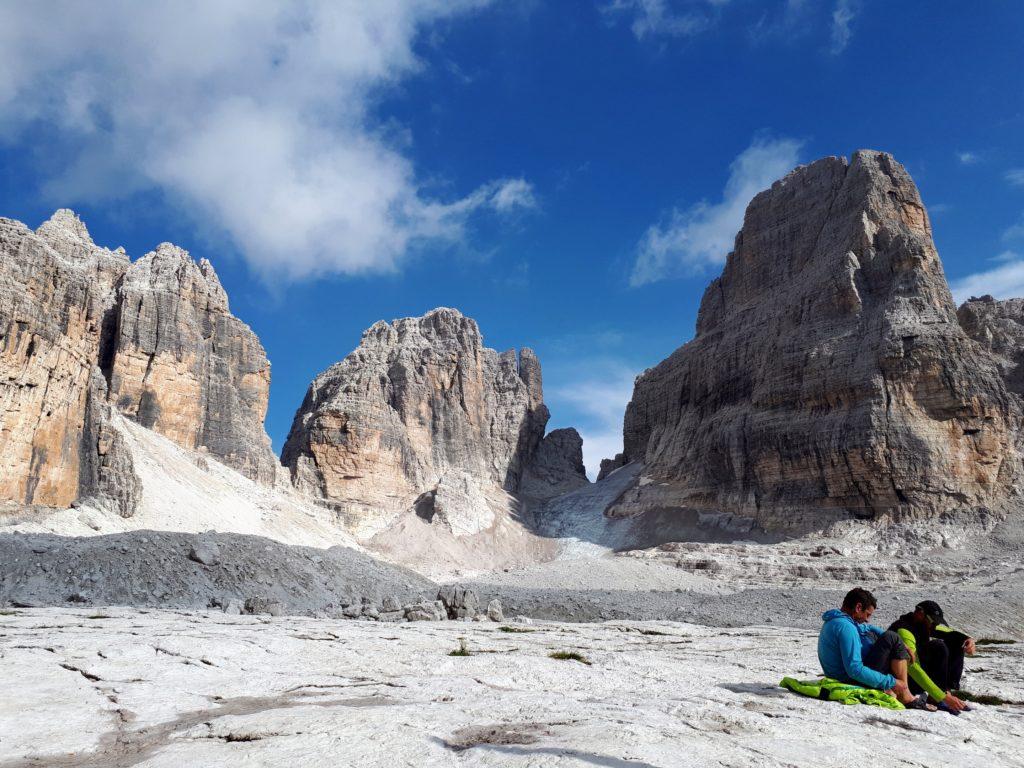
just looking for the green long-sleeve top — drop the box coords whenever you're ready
[894,624,966,703]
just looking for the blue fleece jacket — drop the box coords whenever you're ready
[817,609,896,690]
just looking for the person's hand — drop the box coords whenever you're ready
[891,679,909,698]
[964,637,976,655]
[943,692,967,712]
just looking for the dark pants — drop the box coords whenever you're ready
[863,630,911,680]
[908,637,966,694]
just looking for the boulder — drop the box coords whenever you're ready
[486,599,504,622]
[437,585,480,620]
[188,537,221,567]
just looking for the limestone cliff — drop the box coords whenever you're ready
[281,308,551,536]
[957,296,1024,399]
[0,210,275,515]
[613,151,1021,531]
[110,243,276,483]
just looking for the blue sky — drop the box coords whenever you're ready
[2,1,1023,476]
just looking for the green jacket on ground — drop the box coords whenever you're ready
[779,676,905,709]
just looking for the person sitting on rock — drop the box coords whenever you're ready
[887,600,974,714]
[817,587,934,709]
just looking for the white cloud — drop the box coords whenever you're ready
[829,0,861,54]
[0,1,534,281]
[949,252,1024,304]
[602,0,723,40]
[1006,169,1024,187]
[630,136,802,286]
[958,151,981,165]
[1004,215,1024,242]
[546,362,636,480]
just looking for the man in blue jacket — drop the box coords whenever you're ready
[817,587,932,709]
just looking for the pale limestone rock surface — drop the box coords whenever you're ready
[519,427,589,500]
[2,608,1021,768]
[614,151,1021,531]
[282,307,550,538]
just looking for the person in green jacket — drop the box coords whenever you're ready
[888,600,976,714]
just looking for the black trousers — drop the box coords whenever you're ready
[908,637,966,694]
[863,630,911,678]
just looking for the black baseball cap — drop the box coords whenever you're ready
[916,600,945,625]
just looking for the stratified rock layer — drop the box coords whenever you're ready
[282,308,550,536]
[520,427,590,500]
[0,210,275,514]
[957,296,1024,398]
[614,151,1021,531]
[109,243,275,483]
[0,212,132,509]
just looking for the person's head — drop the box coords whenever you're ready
[913,600,945,628]
[841,587,878,623]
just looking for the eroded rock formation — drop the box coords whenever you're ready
[520,427,589,500]
[282,308,551,536]
[612,151,1021,531]
[0,210,274,514]
[957,296,1024,398]
[109,243,276,483]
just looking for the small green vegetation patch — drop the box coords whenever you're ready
[976,638,1016,645]
[449,638,473,657]
[86,614,111,620]
[549,650,592,665]
[499,626,537,633]
[0,610,19,616]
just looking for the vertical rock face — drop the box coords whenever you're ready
[281,308,551,536]
[520,427,590,500]
[614,151,1020,531]
[0,212,131,508]
[110,244,276,483]
[957,296,1024,398]
[0,210,275,514]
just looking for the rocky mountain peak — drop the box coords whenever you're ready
[614,150,1020,532]
[282,307,554,538]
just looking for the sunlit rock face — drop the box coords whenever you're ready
[0,211,133,509]
[110,243,276,484]
[282,308,551,537]
[613,151,1021,532]
[0,210,275,515]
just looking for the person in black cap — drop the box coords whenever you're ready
[888,600,977,714]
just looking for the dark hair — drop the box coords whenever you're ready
[842,587,877,612]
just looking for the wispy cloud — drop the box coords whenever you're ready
[0,2,535,282]
[1004,214,1024,242]
[545,358,637,479]
[958,151,981,165]
[949,252,1024,304]
[601,0,724,40]
[630,136,802,286]
[1006,169,1024,187]
[829,0,861,54]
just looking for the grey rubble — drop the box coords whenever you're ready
[613,151,1022,532]
[0,210,276,518]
